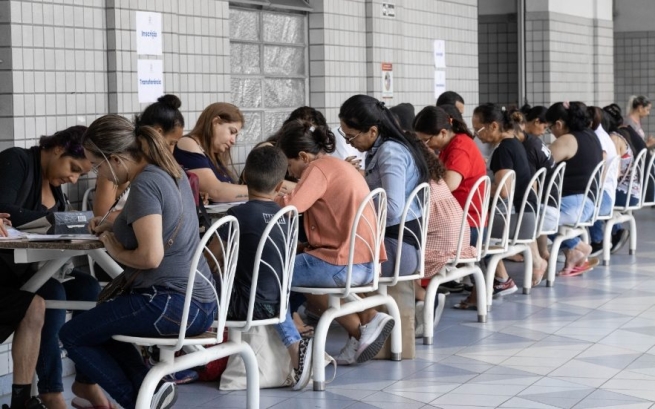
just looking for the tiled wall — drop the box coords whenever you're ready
[526,11,613,107]
[614,31,655,135]
[308,0,479,125]
[478,14,518,107]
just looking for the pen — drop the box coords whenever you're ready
[96,196,121,229]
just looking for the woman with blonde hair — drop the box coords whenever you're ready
[60,115,217,409]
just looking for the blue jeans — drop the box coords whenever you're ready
[275,310,301,347]
[36,270,100,394]
[292,253,374,288]
[546,195,594,250]
[60,286,216,409]
[381,237,419,277]
[589,190,613,243]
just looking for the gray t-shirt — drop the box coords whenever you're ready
[114,164,215,303]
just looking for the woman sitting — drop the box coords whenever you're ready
[0,126,99,409]
[93,94,185,223]
[542,101,603,275]
[275,120,393,366]
[60,115,217,409]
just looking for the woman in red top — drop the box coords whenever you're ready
[414,106,487,244]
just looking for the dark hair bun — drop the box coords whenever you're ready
[158,94,182,110]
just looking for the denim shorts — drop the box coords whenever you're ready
[291,253,374,288]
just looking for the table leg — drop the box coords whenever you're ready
[20,257,70,292]
[88,249,123,278]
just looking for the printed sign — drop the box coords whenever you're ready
[136,11,162,55]
[433,40,446,68]
[137,59,163,103]
[434,70,446,100]
[381,63,393,98]
[382,3,395,18]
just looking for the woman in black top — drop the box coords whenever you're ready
[0,126,100,409]
[543,102,603,276]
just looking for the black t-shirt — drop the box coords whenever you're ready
[522,133,554,175]
[224,200,286,307]
[490,137,536,211]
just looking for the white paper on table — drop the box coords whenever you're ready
[204,201,246,213]
[23,234,100,242]
[433,39,446,68]
[137,59,164,103]
[434,70,446,100]
[136,11,162,55]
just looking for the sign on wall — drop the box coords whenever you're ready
[381,63,393,99]
[434,70,446,100]
[382,3,396,18]
[136,11,162,55]
[433,40,446,68]
[138,59,164,103]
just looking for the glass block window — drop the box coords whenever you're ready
[230,7,308,144]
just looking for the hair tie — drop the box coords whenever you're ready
[309,126,315,132]
[376,101,386,109]
[501,106,506,112]
[448,117,453,125]
[563,101,570,109]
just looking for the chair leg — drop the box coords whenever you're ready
[383,296,402,361]
[522,246,532,295]
[484,255,501,311]
[472,268,487,323]
[628,215,637,255]
[602,219,615,266]
[423,276,442,345]
[311,307,335,391]
[433,293,446,329]
[239,343,261,409]
[547,236,565,287]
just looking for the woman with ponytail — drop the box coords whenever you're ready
[543,101,603,275]
[60,115,217,409]
[276,120,393,366]
[93,94,185,223]
[414,105,487,245]
[624,95,654,147]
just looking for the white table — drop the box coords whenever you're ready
[0,240,123,310]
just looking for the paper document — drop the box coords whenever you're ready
[0,227,99,241]
[204,201,245,213]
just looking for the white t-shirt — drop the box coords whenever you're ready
[330,126,366,165]
[595,125,618,204]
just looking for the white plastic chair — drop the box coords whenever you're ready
[601,149,648,265]
[545,160,606,287]
[641,152,655,208]
[421,175,491,346]
[480,170,516,309]
[292,188,392,391]
[113,217,260,409]
[225,205,299,333]
[486,168,547,306]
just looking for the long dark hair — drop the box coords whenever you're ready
[413,106,473,138]
[276,120,335,158]
[473,103,516,132]
[545,101,589,132]
[520,104,548,123]
[339,94,429,183]
[412,132,446,182]
[39,125,87,159]
[135,94,184,133]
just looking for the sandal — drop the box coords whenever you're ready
[453,297,477,310]
[532,260,548,287]
[558,258,598,277]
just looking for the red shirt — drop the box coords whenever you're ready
[439,133,487,227]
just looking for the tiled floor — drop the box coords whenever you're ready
[5,210,655,408]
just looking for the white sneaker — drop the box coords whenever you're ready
[334,336,358,365]
[151,381,177,409]
[356,312,395,364]
[415,301,425,338]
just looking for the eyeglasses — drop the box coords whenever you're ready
[337,127,363,143]
[473,126,486,139]
[91,158,107,174]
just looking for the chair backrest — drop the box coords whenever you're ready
[175,216,240,350]
[537,162,566,236]
[574,160,606,227]
[642,151,655,207]
[384,182,430,286]
[241,205,299,332]
[453,175,490,264]
[81,187,95,212]
[343,188,387,297]
[616,148,648,212]
[596,155,621,221]
[481,170,516,255]
[511,167,547,244]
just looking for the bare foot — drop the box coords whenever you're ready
[39,393,66,409]
[71,381,112,408]
[532,259,547,286]
[293,312,314,337]
[506,254,524,262]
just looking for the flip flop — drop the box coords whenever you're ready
[453,298,477,310]
[558,258,599,277]
[71,397,115,409]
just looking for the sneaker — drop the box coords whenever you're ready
[355,312,395,364]
[415,301,425,338]
[589,241,603,257]
[610,229,629,254]
[492,277,517,298]
[151,381,177,409]
[334,336,358,365]
[440,280,464,293]
[292,338,314,390]
[25,398,48,409]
